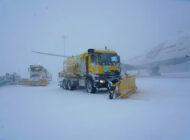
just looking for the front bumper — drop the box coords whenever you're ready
[94,74,120,88]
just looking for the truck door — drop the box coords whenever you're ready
[85,56,89,74]
[89,54,98,74]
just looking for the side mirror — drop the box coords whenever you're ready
[118,56,120,62]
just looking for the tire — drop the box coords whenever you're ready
[109,90,115,99]
[108,83,115,99]
[109,93,113,99]
[67,80,73,90]
[62,79,68,89]
[86,78,96,93]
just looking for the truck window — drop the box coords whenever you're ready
[91,55,97,65]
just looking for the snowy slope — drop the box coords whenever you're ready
[0,77,190,140]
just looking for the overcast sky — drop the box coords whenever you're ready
[0,0,190,77]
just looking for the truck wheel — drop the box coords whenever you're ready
[108,87,115,99]
[67,80,73,90]
[86,78,96,93]
[63,79,68,89]
[109,93,113,99]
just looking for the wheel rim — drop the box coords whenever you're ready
[109,94,113,99]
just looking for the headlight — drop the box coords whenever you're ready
[100,80,105,83]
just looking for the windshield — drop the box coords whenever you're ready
[98,53,120,65]
[30,67,43,72]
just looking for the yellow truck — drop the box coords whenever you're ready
[19,65,52,86]
[58,48,137,99]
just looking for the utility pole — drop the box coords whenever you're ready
[62,35,67,57]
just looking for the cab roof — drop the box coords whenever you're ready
[30,65,43,68]
[94,49,117,54]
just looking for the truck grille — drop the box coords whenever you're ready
[104,70,120,76]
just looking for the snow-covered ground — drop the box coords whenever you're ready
[0,77,190,140]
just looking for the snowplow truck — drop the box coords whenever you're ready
[58,48,137,99]
[19,65,52,86]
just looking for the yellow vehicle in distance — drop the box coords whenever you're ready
[19,65,52,86]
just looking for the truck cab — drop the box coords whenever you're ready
[29,65,44,80]
[85,49,121,92]
[88,49,121,75]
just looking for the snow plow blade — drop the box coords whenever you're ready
[18,79,48,86]
[111,75,137,99]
